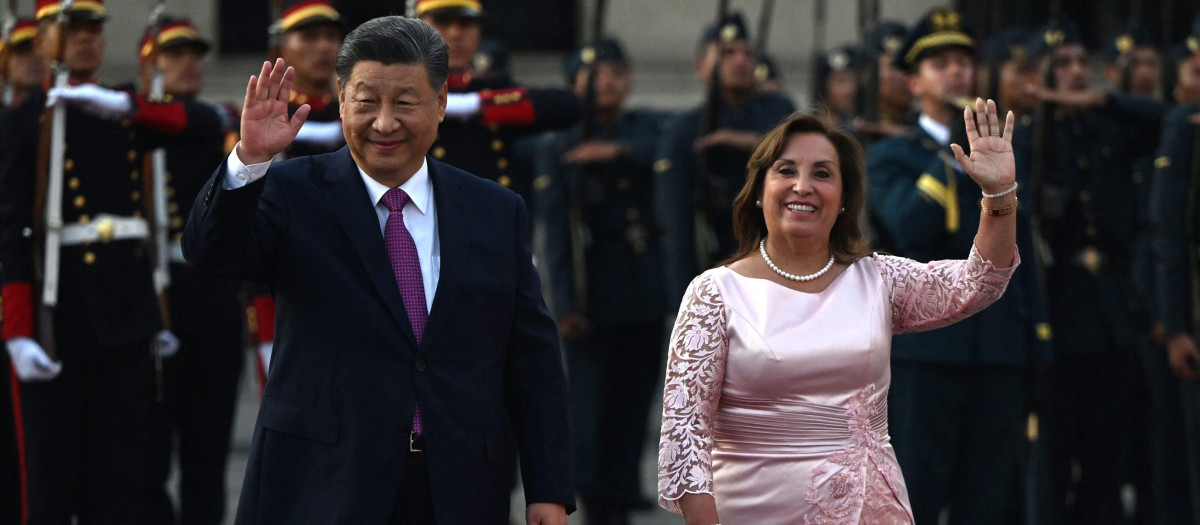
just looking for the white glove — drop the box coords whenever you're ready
[258,341,273,375]
[5,337,62,382]
[445,92,481,120]
[154,330,180,358]
[46,84,133,121]
[293,120,344,148]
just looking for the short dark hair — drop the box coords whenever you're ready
[335,16,448,91]
[722,111,871,266]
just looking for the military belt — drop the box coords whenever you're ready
[59,215,149,246]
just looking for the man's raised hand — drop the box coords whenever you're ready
[237,58,312,165]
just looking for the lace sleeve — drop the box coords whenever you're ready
[874,243,1019,335]
[657,272,729,514]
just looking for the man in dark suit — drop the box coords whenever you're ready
[183,16,573,524]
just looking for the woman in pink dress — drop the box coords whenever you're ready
[658,100,1020,524]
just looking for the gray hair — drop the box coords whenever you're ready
[335,16,449,91]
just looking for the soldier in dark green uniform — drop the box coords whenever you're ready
[867,9,1053,524]
[1150,15,1200,523]
[415,0,583,207]
[535,38,667,525]
[654,13,795,300]
[0,0,227,521]
[134,18,246,525]
[815,45,860,133]
[1017,22,1163,524]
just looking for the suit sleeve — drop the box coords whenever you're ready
[867,140,955,254]
[1151,108,1195,337]
[655,113,699,302]
[181,158,289,283]
[503,194,575,512]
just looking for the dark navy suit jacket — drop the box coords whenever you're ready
[183,148,574,523]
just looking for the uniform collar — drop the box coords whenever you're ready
[918,113,950,146]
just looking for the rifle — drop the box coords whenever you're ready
[855,0,880,145]
[694,0,729,271]
[31,0,74,361]
[140,0,170,401]
[566,0,607,315]
[1025,4,1064,523]
[267,0,283,61]
[1160,0,1175,104]
[1,0,16,106]
[809,0,826,106]
[754,0,774,59]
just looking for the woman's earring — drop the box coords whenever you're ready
[840,206,846,213]
[756,199,763,207]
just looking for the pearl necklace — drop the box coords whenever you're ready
[758,239,835,282]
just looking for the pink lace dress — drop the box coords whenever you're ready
[658,246,1017,524]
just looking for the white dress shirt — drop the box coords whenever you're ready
[224,145,440,312]
[917,113,963,173]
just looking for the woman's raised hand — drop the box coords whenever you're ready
[950,98,1016,194]
[236,58,312,165]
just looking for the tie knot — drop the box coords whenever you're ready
[382,187,410,212]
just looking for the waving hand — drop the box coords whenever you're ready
[951,98,1016,195]
[236,58,312,165]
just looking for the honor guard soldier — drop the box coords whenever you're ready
[0,0,226,521]
[416,0,584,205]
[653,13,795,301]
[754,54,783,94]
[857,20,913,140]
[270,0,344,159]
[246,0,344,387]
[0,15,43,524]
[1017,21,1164,524]
[135,18,246,525]
[535,38,667,525]
[1149,13,1200,521]
[866,9,1053,524]
[981,28,1037,118]
[3,18,44,106]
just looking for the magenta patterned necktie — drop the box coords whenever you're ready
[383,187,427,434]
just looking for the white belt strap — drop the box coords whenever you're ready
[168,240,185,264]
[59,215,150,246]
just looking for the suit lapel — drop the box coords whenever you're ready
[321,148,418,346]
[421,160,465,351]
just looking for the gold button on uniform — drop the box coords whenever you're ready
[497,158,509,170]
[83,252,96,264]
[433,147,446,159]
[491,139,504,151]
[131,190,141,201]
[626,208,640,221]
[171,217,184,229]
[79,214,90,223]
[498,175,512,187]
[68,177,80,190]
[73,196,85,208]
[169,203,179,214]
[127,150,137,161]
[65,159,74,171]
[131,170,140,181]
[1086,224,1097,237]
[167,187,175,198]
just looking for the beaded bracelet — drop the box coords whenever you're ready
[981,182,1019,199]
[980,197,1018,216]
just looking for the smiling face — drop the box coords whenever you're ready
[338,60,447,186]
[760,132,843,244]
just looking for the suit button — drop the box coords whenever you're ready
[414,358,427,372]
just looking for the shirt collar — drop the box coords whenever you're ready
[358,158,432,215]
[918,113,951,146]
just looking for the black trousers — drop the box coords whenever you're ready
[144,327,244,525]
[21,340,155,525]
[564,320,664,514]
[889,362,1026,525]
[1,364,22,523]
[1128,339,1193,525]
[1045,350,1136,525]
[389,451,436,524]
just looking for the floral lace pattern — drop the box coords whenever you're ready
[803,386,912,524]
[658,272,727,512]
[873,244,1018,335]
